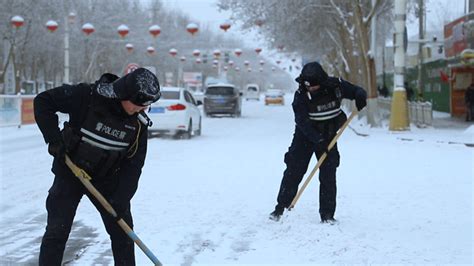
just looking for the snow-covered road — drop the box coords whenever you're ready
[1,95,472,265]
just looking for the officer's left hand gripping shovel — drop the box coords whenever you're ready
[288,111,358,210]
[65,155,162,266]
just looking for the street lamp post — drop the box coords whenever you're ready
[64,12,75,84]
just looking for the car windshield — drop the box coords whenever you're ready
[206,86,234,95]
[161,91,180,99]
[248,87,257,92]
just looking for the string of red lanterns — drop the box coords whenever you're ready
[11,15,24,28]
[45,20,58,32]
[219,21,231,32]
[149,24,161,38]
[81,23,95,35]
[117,24,129,38]
[186,23,199,36]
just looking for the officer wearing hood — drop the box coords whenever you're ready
[34,68,160,265]
[269,62,367,223]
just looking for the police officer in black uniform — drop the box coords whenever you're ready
[34,68,160,265]
[269,62,367,223]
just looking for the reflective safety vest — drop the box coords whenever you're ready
[306,85,346,138]
[307,86,342,121]
[64,95,140,178]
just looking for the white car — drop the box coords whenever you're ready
[245,83,260,101]
[147,87,202,139]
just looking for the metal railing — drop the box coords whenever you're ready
[377,97,433,127]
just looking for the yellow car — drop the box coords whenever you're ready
[264,89,285,105]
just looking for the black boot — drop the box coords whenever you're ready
[269,207,284,221]
[320,213,337,224]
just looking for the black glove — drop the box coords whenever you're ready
[355,96,367,111]
[316,138,329,154]
[48,140,65,159]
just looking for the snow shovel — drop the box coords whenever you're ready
[65,155,162,266]
[288,111,358,210]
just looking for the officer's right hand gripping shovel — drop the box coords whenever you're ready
[65,155,162,266]
[288,111,358,210]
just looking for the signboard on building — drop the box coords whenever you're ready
[444,13,474,58]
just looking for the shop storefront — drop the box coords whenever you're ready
[444,12,474,117]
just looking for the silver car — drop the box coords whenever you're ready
[204,83,242,117]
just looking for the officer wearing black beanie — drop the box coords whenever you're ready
[34,68,160,265]
[269,62,367,223]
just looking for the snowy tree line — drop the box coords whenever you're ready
[0,0,290,93]
[218,0,396,126]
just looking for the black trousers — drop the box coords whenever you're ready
[39,172,135,266]
[275,129,340,217]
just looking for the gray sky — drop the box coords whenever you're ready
[159,0,468,48]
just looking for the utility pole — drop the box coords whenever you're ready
[64,12,75,84]
[389,0,410,131]
[417,0,425,100]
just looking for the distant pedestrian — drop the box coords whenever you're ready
[404,82,414,101]
[34,68,160,265]
[465,83,474,121]
[269,62,367,223]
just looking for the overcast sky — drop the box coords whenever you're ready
[157,0,468,49]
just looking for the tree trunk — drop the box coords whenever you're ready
[353,0,380,127]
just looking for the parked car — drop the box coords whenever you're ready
[264,89,285,105]
[245,83,260,101]
[147,87,202,139]
[204,83,242,117]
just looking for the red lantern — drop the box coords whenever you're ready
[212,59,219,65]
[259,67,264,72]
[180,56,186,62]
[234,48,242,57]
[244,60,249,67]
[223,66,228,71]
[117,24,129,38]
[235,67,240,72]
[11,16,24,28]
[220,21,231,32]
[247,67,252,72]
[149,25,161,38]
[125,43,134,53]
[186,23,199,35]
[212,64,217,69]
[213,49,221,58]
[82,23,95,35]
[195,58,202,64]
[255,19,264,27]
[271,67,276,72]
[259,60,265,66]
[291,58,296,62]
[276,60,281,65]
[228,60,234,67]
[192,49,201,57]
[45,20,58,32]
[169,48,178,57]
[255,48,262,54]
[147,46,155,55]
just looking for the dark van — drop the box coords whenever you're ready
[204,83,242,117]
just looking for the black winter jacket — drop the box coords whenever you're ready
[34,83,148,201]
[292,77,366,144]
